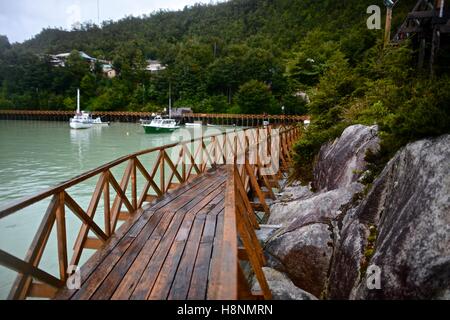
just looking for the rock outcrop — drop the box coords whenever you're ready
[265,183,363,297]
[328,135,450,300]
[265,223,333,297]
[264,125,380,297]
[252,267,318,300]
[263,124,449,300]
[269,183,363,227]
[313,125,379,191]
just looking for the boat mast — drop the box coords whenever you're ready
[77,89,81,114]
[97,0,100,25]
[169,82,172,119]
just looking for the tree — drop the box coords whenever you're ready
[80,74,97,98]
[307,51,355,117]
[0,35,11,53]
[236,80,276,114]
[286,30,339,88]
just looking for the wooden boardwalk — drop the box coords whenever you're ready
[0,126,300,300]
[56,169,227,300]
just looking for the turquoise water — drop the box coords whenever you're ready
[0,120,233,299]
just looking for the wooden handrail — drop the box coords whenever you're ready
[211,165,239,300]
[0,124,300,299]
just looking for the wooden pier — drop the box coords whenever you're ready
[0,109,309,126]
[0,125,300,300]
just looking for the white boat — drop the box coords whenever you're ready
[92,117,110,125]
[70,89,93,130]
[142,116,180,134]
[185,121,202,127]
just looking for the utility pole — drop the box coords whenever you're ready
[384,0,395,48]
[384,7,393,47]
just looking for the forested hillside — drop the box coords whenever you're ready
[0,0,413,114]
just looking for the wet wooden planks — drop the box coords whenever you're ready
[55,167,231,300]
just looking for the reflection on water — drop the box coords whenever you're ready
[0,120,235,299]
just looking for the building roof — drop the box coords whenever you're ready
[146,60,166,72]
[53,51,96,61]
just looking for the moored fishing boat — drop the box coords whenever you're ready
[142,116,180,133]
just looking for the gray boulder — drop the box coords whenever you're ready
[265,183,363,298]
[265,223,333,298]
[313,125,379,191]
[275,184,314,203]
[328,135,450,300]
[268,183,363,227]
[265,182,362,297]
[253,267,318,300]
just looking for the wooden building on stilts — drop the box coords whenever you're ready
[392,0,450,74]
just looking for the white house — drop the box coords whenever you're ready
[102,63,117,78]
[146,60,166,73]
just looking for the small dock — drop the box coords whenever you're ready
[0,126,300,300]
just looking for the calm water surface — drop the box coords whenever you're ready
[0,120,231,299]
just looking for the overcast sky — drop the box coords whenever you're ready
[0,0,218,43]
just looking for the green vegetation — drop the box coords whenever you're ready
[360,225,378,278]
[0,0,411,114]
[287,2,450,183]
[292,36,450,183]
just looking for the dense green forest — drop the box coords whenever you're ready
[0,0,413,114]
[1,0,449,183]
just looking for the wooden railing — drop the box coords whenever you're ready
[212,164,272,300]
[0,125,300,300]
[212,127,300,300]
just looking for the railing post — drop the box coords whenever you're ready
[234,130,238,165]
[55,192,68,282]
[160,150,165,193]
[211,136,217,167]
[223,132,227,165]
[131,158,137,210]
[200,137,205,172]
[181,145,186,182]
[104,171,111,237]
